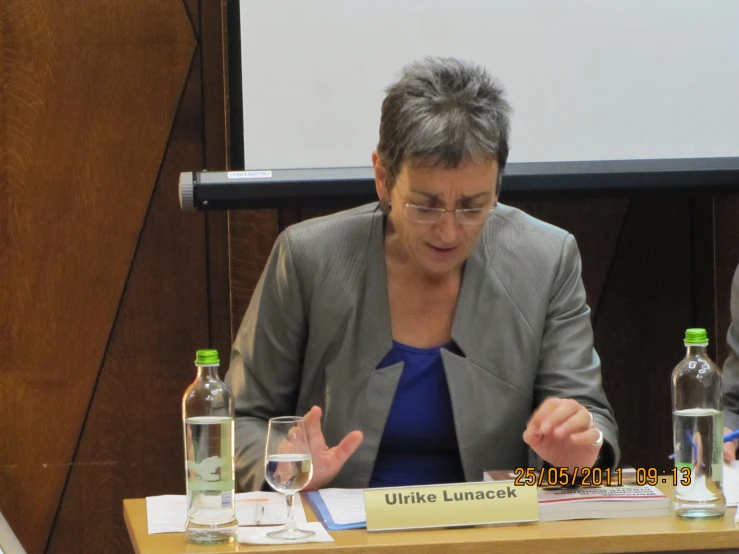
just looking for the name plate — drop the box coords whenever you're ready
[363,480,538,532]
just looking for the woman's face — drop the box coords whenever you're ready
[373,153,499,277]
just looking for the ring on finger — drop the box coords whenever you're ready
[593,428,604,447]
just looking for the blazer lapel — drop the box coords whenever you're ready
[362,208,395,367]
[326,207,403,488]
[444,216,532,479]
[328,361,404,488]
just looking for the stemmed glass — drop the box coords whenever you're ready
[264,416,315,540]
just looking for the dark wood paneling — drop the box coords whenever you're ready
[278,207,302,230]
[0,1,194,553]
[201,0,232,363]
[207,210,232,365]
[182,0,200,32]
[691,194,717,358]
[229,211,280,341]
[60,2,189,43]
[595,193,694,470]
[46,37,202,554]
[715,193,739,366]
[503,196,629,318]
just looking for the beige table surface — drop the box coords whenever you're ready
[124,482,739,554]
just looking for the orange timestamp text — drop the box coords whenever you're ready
[513,466,693,487]
[634,466,691,487]
[513,467,623,487]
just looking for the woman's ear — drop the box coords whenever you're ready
[372,151,390,203]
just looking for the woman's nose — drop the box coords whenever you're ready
[434,211,459,242]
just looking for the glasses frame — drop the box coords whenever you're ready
[391,189,497,226]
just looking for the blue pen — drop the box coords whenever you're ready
[668,430,739,459]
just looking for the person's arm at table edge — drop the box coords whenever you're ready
[226,231,307,492]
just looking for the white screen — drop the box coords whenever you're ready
[239,0,739,171]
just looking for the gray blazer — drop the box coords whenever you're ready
[226,202,620,492]
[724,264,739,431]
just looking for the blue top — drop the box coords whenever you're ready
[368,341,466,488]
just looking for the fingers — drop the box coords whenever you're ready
[552,406,591,439]
[303,405,363,462]
[527,397,558,432]
[528,398,589,438]
[332,431,364,465]
[724,442,736,463]
[522,426,543,447]
[525,398,604,468]
[287,424,308,446]
[569,427,603,450]
[276,438,296,455]
[304,406,327,450]
[304,405,321,428]
[299,407,363,491]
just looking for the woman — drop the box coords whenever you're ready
[226,57,620,492]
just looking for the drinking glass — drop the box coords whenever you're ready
[264,416,315,540]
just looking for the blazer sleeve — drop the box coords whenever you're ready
[723,263,739,432]
[225,231,307,491]
[534,233,621,469]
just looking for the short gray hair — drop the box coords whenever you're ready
[377,57,511,193]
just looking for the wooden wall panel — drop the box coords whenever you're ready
[594,193,694,470]
[502,196,629,318]
[691,194,718,359]
[45,34,202,554]
[229,211,280,341]
[202,0,234,362]
[0,1,194,552]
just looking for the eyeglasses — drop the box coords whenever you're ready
[395,192,496,226]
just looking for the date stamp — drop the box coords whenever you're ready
[513,467,623,487]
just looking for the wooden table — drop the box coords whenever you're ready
[124,484,739,554]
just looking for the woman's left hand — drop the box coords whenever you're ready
[523,397,603,471]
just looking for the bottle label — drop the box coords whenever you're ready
[187,455,231,482]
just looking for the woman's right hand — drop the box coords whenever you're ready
[302,405,363,490]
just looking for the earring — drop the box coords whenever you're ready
[379,198,391,214]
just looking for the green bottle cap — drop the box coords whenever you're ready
[684,328,708,344]
[195,349,220,365]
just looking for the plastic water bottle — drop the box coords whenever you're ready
[671,328,726,518]
[182,349,238,543]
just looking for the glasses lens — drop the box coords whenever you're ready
[458,209,489,225]
[405,205,441,223]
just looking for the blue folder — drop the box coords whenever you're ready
[304,491,367,530]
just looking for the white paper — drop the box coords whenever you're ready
[146,492,307,535]
[723,460,739,507]
[235,492,307,526]
[318,488,367,525]
[238,522,334,544]
[146,495,188,534]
